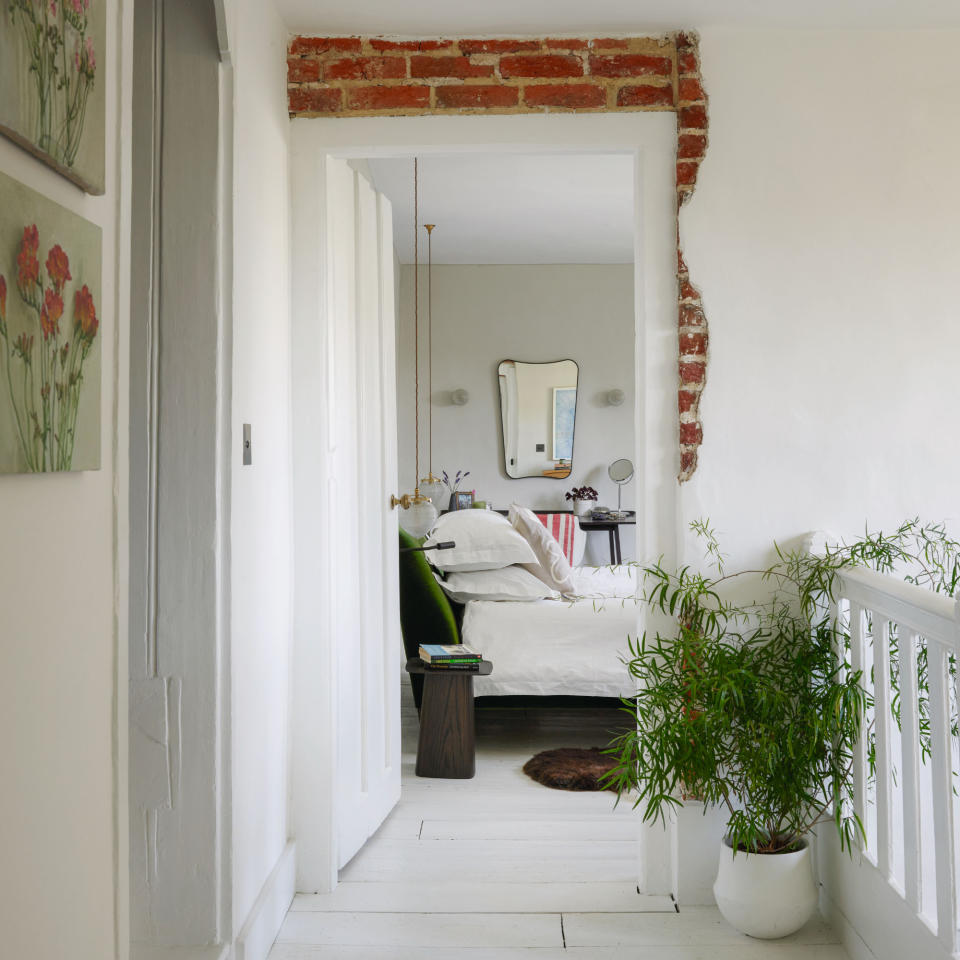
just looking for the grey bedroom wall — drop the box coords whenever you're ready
[396,263,636,563]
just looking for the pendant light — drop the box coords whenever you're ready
[419,220,446,511]
[395,157,438,539]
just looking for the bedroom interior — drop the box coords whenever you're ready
[373,150,638,562]
[375,151,644,805]
[372,148,645,707]
[4,3,960,960]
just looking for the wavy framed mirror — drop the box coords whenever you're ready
[498,359,579,479]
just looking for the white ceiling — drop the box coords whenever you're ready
[367,153,635,265]
[275,0,960,34]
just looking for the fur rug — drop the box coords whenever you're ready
[522,747,618,792]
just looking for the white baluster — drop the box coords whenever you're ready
[898,628,921,912]
[873,613,892,880]
[952,595,960,936]
[849,601,867,846]
[928,642,958,952]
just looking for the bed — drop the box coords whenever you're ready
[464,565,641,698]
[398,516,641,706]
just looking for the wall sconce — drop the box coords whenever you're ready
[606,389,625,406]
[451,389,469,406]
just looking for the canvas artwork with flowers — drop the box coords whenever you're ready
[0,168,101,472]
[0,0,106,194]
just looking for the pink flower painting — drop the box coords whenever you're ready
[0,220,100,471]
[5,0,101,190]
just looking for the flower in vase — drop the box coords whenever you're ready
[17,225,40,299]
[442,469,470,492]
[74,284,98,340]
[45,244,71,294]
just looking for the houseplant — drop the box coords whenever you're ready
[565,484,598,517]
[606,519,960,937]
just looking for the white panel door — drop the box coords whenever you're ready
[326,158,402,869]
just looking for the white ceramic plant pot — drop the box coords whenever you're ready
[713,837,817,939]
[574,499,592,517]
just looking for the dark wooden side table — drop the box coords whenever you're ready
[405,657,493,779]
[578,512,637,565]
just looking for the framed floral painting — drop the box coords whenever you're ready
[0,169,101,473]
[0,0,106,194]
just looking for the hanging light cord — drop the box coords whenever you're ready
[413,157,419,492]
[427,223,433,478]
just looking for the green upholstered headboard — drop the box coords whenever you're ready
[397,527,461,663]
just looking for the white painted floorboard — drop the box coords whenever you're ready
[270,947,852,960]
[292,881,663,914]
[270,684,850,959]
[419,818,637,840]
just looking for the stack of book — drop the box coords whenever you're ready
[418,644,483,670]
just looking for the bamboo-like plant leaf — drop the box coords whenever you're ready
[607,518,960,856]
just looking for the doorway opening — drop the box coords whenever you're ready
[289,112,680,901]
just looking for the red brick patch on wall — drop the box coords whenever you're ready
[673,32,708,481]
[288,31,710,482]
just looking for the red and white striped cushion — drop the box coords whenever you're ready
[535,513,583,566]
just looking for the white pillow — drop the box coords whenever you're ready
[425,509,537,572]
[509,504,579,595]
[437,566,560,603]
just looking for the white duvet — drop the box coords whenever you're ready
[463,565,642,698]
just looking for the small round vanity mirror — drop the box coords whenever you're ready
[608,458,634,514]
[608,458,634,484]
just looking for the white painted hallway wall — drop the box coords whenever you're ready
[128,0,296,954]
[679,29,960,570]
[678,30,960,958]
[0,1,133,958]
[229,0,297,951]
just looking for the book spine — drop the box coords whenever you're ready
[420,653,483,663]
[426,663,481,671]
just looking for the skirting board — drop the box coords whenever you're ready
[820,892,877,960]
[235,842,296,960]
[131,947,229,960]
[818,830,947,960]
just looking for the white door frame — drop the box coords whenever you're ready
[128,0,233,948]
[289,112,679,894]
